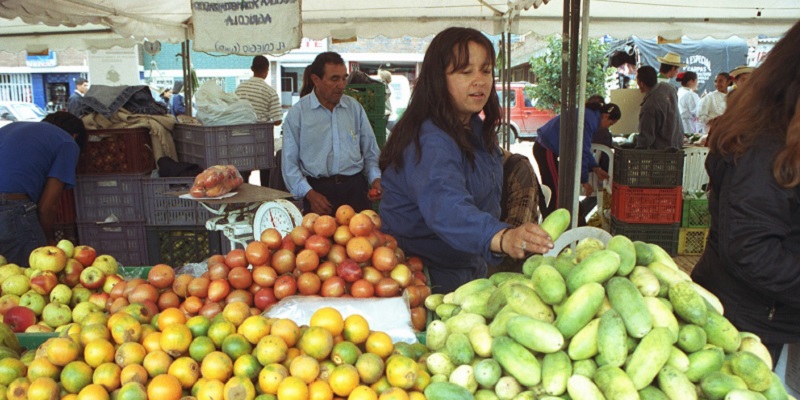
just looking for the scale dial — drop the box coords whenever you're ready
[253,199,303,239]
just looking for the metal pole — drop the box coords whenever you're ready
[571,0,592,228]
[505,30,512,150]
[181,40,193,116]
[557,0,581,217]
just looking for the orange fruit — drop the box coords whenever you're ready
[282,347,302,371]
[309,380,335,400]
[115,382,148,400]
[238,315,271,344]
[79,323,111,347]
[147,374,183,400]
[298,326,334,361]
[385,355,417,390]
[309,307,344,336]
[349,385,378,400]
[197,379,225,400]
[200,351,233,382]
[60,360,93,394]
[159,323,193,357]
[0,358,26,385]
[365,332,393,359]
[255,335,288,366]
[289,355,320,384]
[6,377,31,400]
[139,324,158,343]
[407,391,425,400]
[77,383,110,400]
[223,375,257,400]
[379,387,410,400]
[141,331,163,353]
[221,333,253,360]
[277,376,308,400]
[157,307,187,331]
[232,354,261,381]
[26,357,61,381]
[355,352,385,385]
[119,364,148,385]
[369,376,391,396]
[110,313,142,344]
[83,340,115,368]
[46,337,80,367]
[92,362,121,392]
[269,318,301,347]
[114,342,147,368]
[342,314,370,344]
[82,312,109,327]
[331,341,362,365]
[412,369,430,392]
[189,336,216,363]
[328,364,360,397]
[143,350,172,377]
[207,320,237,348]
[168,356,200,389]
[257,363,288,395]
[27,377,60,400]
[222,301,251,327]
[59,323,82,343]
[185,315,212,338]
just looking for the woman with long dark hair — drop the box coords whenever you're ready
[691,20,800,365]
[378,27,553,293]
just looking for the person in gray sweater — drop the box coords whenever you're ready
[635,66,683,150]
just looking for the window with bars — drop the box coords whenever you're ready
[0,74,33,102]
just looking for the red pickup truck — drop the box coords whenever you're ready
[496,82,556,143]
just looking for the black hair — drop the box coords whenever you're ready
[637,66,658,88]
[586,94,605,106]
[43,111,87,151]
[659,63,678,75]
[299,65,314,97]
[75,77,88,86]
[600,103,622,120]
[308,52,345,81]
[251,55,270,73]
[678,71,698,86]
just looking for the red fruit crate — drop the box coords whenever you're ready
[678,227,709,255]
[610,216,679,255]
[77,128,155,174]
[74,174,146,223]
[77,221,148,266]
[142,177,212,226]
[146,225,224,268]
[610,183,683,224]
[54,189,76,224]
[173,123,275,171]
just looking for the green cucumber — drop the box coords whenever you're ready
[606,235,637,276]
[424,382,473,400]
[700,371,749,400]
[506,315,564,354]
[625,327,674,390]
[531,264,567,305]
[658,365,698,400]
[540,208,571,241]
[669,280,709,326]
[597,308,627,368]
[541,351,571,396]
[554,282,605,339]
[594,365,639,400]
[566,250,621,293]
[607,276,653,338]
[491,336,541,387]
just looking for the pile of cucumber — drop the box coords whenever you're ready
[421,210,789,400]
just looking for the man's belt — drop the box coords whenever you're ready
[308,173,362,185]
[0,193,29,201]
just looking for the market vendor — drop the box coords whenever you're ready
[378,27,553,294]
[635,66,684,150]
[691,20,800,365]
[0,112,87,265]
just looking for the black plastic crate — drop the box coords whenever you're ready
[77,221,148,266]
[75,174,146,223]
[146,226,223,268]
[142,177,212,226]
[610,216,679,255]
[173,123,275,171]
[613,146,684,188]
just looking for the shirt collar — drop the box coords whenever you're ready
[309,90,348,111]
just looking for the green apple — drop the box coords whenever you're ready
[49,284,72,305]
[1,275,30,296]
[28,246,68,273]
[19,291,46,316]
[70,287,91,308]
[91,255,118,276]
[0,263,22,285]
[41,302,72,328]
[0,254,6,266]
[72,302,102,324]
[56,239,75,259]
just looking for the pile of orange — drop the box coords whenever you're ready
[10,303,430,400]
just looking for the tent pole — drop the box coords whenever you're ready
[557,0,582,221]
[572,0,592,228]
[181,40,193,116]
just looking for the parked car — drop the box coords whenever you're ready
[495,82,556,143]
[0,101,47,127]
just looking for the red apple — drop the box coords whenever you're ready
[79,266,106,290]
[4,306,36,332]
[30,271,58,295]
[336,258,363,283]
[73,245,97,267]
[60,259,84,287]
[29,246,67,273]
[88,292,110,309]
[103,274,124,294]
[253,287,278,310]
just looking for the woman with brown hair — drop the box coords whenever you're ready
[691,20,800,365]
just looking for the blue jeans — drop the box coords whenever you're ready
[0,200,46,266]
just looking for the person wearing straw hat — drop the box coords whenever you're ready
[656,51,686,84]
[635,65,684,150]
[728,65,755,97]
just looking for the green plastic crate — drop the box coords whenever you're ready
[345,84,386,117]
[681,197,710,228]
[118,266,152,280]
[16,332,58,352]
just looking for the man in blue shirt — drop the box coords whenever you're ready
[0,112,86,266]
[282,52,382,215]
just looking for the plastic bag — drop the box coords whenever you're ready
[265,296,418,344]
[194,80,258,126]
[190,165,244,198]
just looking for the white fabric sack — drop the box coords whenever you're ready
[194,80,257,126]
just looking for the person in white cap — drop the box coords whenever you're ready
[656,51,686,84]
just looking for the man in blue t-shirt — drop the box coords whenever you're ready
[0,112,86,266]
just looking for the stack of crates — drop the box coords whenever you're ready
[679,194,711,255]
[74,128,155,266]
[54,189,78,244]
[142,176,226,268]
[172,122,275,171]
[345,84,387,149]
[610,147,685,255]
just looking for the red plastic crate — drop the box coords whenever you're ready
[611,183,683,224]
[77,128,155,174]
[54,189,76,224]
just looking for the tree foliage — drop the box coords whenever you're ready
[526,35,613,112]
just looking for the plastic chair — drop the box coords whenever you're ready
[544,226,613,257]
[683,146,710,194]
[589,144,614,230]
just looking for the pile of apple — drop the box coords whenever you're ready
[0,241,122,333]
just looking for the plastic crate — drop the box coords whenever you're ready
[682,197,710,228]
[55,189,76,224]
[75,174,146,223]
[77,221,148,266]
[53,223,78,244]
[77,128,155,174]
[16,332,58,352]
[146,226,223,268]
[678,227,709,255]
[119,266,153,280]
[610,216,679,255]
[610,183,683,224]
[142,177,212,226]
[173,123,275,171]
[345,84,386,117]
[613,146,684,188]
[369,117,388,149]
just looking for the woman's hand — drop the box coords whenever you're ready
[497,223,554,259]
